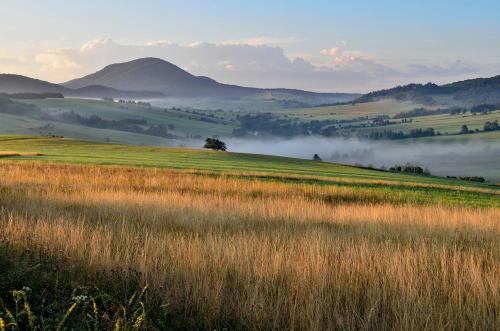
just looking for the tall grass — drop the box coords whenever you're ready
[0,162,499,330]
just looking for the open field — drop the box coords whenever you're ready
[272,99,432,120]
[0,158,498,330]
[0,135,499,194]
[359,110,500,135]
[0,112,180,146]
[13,97,237,138]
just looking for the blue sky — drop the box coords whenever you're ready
[1,0,499,92]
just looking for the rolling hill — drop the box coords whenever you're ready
[64,57,359,101]
[0,74,163,98]
[355,75,500,106]
[0,135,497,197]
[0,74,67,94]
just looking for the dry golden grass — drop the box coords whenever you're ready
[0,162,499,330]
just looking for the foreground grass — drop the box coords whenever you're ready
[0,162,499,330]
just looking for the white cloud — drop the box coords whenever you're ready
[80,38,115,52]
[221,36,298,46]
[319,43,374,67]
[0,38,489,92]
[35,52,80,70]
[145,40,173,47]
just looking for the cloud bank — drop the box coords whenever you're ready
[0,38,489,92]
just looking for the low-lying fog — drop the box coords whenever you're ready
[202,137,500,181]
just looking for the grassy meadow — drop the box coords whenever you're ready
[271,99,429,120]
[0,136,499,330]
[6,97,237,143]
[359,110,500,135]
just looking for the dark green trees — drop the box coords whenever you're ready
[204,138,227,151]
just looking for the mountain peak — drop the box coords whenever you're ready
[63,57,253,97]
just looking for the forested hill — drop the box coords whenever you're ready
[355,75,500,106]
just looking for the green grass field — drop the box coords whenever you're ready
[272,99,431,120]
[0,135,497,208]
[359,110,500,135]
[14,97,237,138]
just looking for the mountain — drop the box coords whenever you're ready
[355,75,500,106]
[63,58,254,98]
[1,59,359,103]
[64,57,359,101]
[0,74,163,99]
[0,74,69,94]
[71,85,164,98]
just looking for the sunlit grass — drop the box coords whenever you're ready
[0,162,499,330]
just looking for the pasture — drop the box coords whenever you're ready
[0,136,499,330]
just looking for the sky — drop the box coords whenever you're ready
[1,0,499,92]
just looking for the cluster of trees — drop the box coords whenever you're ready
[365,128,437,140]
[204,138,226,151]
[371,115,395,126]
[117,99,151,107]
[394,103,499,119]
[394,107,448,118]
[233,113,344,137]
[181,109,235,125]
[484,120,500,131]
[446,176,486,183]
[469,103,500,114]
[389,163,430,175]
[459,120,499,134]
[54,111,176,138]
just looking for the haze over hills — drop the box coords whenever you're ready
[63,57,359,101]
[355,75,500,106]
[64,58,249,98]
[0,74,164,98]
[0,74,67,94]
[1,58,359,103]
[2,57,500,107]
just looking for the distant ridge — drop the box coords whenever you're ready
[0,74,67,94]
[63,57,358,100]
[355,75,500,106]
[0,58,359,102]
[0,74,164,99]
[64,57,251,98]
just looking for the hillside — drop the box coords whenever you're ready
[64,58,248,98]
[64,57,359,101]
[0,74,68,94]
[0,74,163,98]
[0,135,497,198]
[0,97,236,142]
[356,74,500,106]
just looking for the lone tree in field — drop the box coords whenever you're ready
[313,154,322,161]
[204,138,227,151]
[460,124,469,134]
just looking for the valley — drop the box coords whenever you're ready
[0,43,499,329]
